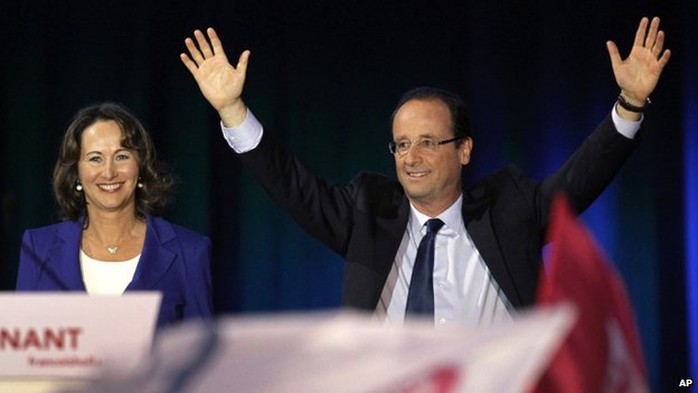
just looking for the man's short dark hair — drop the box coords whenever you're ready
[391,86,472,141]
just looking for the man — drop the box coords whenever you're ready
[181,17,670,327]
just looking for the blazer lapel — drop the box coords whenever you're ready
[47,220,87,290]
[127,216,175,290]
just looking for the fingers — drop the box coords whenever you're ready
[657,48,672,69]
[646,17,671,66]
[195,29,215,59]
[632,16,670,64]
[179,52,199,76]
[633,17,649,48]
[606,40,621,68]
[236,50,251,77]
[652,31,665,57]
[643,17,659,48]
[180,28,220,67]
[181,32,206,66]
[207,28,225,57]
[631,16,661,51]
[633,16,664,51]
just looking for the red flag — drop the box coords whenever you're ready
[532,194,648,393]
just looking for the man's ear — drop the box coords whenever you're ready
[459,137,473,165]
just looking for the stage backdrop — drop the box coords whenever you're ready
[1,1,695,391]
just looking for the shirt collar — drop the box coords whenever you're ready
[409,194,464,234]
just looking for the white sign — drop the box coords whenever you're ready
[60,305,575,393]
[0,292,161,379]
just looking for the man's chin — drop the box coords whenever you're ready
[404,188,431,203]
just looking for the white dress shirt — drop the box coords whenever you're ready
[374,196,515,328]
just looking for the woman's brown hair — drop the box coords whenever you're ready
[53,102,173,221]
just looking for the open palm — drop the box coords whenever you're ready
[180,28,250,114]
[606,17,671,103]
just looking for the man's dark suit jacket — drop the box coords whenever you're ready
[16,215,213,328]
[238,114,639,311]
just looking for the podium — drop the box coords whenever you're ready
[0,292,161,393]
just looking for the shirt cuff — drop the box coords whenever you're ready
[611,104,642,140]
[221,109,264,153]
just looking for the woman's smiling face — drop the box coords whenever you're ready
[77,120,140,216]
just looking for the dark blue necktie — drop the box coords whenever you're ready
[405,218,444,316]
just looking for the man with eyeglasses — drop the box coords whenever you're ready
[181,17,670,327]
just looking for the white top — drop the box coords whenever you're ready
[79,250,140,294]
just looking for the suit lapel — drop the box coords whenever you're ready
[127,216,175,290]
[49,220,87,290]
[374,195,410,279]
[462,186,522,307]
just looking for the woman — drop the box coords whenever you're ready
[16,102,213,329]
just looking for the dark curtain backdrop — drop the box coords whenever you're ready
[1,1,695,390]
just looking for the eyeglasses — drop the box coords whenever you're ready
[388,136,464,156]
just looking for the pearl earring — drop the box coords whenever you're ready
[76,182,83,191]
